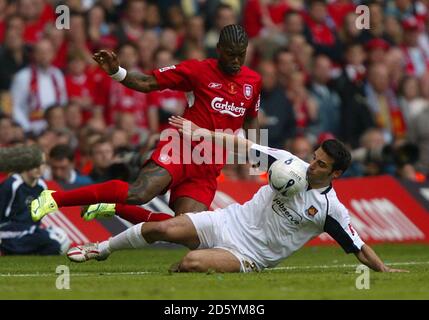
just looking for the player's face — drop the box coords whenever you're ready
[306,148,341,187]
[217,43,247,75]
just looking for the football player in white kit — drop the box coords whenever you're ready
[67,117,407,273]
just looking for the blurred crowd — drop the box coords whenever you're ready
[0,0,428,186]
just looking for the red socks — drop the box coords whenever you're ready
[50,179,173,223]
[52,180,129,207]
[115,204,173,223]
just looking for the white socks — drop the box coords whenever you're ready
[100,222,148,255]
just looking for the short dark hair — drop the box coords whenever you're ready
[44,104,63,121]
[49,144,74,162]
[321,139,351,173]
[218,24,248,48]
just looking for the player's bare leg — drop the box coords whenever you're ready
[171,197,208,215]
[67,215,201,262]
[174,249,242,273]
[68,215,242,272]
[127,161,172,204]
[141,215,200,248]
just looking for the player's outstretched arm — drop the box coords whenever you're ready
[93,50,159,93]
[354,244,408,272]
[168,116,253,156]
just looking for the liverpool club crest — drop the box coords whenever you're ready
[243,84,253,100]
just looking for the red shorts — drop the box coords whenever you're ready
[150,139,224,208]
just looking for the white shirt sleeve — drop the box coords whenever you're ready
[250,143,295,161]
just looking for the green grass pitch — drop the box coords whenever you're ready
[1,244,428,299]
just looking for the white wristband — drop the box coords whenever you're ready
[110,66,127,81]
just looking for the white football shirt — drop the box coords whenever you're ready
[213,143,365,269]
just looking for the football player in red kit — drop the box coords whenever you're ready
[31,24,262,223]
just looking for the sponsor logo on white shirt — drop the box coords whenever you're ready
[210,97,246,117]
[272,196,303,225]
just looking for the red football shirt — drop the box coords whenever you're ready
[152,59,261,132]
[147,89,188,132]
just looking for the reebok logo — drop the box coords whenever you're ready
[208,82,222,89]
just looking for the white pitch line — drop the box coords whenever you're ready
[272,261,429,271]
[0,271,155,277]
[1,261,428,277]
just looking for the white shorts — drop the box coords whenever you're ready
[186,211,261,273]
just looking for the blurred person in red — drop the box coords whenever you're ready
[401,17,429,77]
[243,0,292,39]
[287,34,314,75]
[43,25,68,70]
[87,4,117,50]
[147,48,187,133]
[65,50,98,123]
[365,38,390,65]
[286,70,318,137]
[0,0,8,42]
[303,0,342,62]
[66,13,95,65]
[327,0,356,29]
[17,0,55,45]
[97,42,151,130]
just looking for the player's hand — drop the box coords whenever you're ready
[168,116,200,136]
[93,50,120,75]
